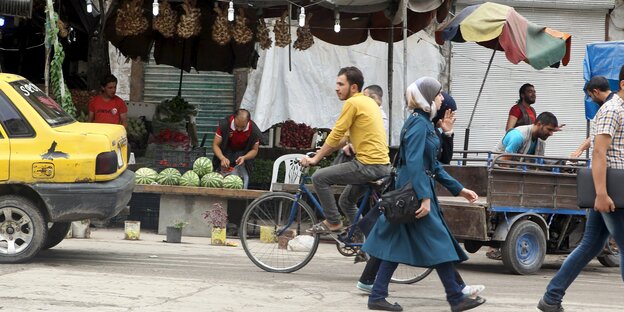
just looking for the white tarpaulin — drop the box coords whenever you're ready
[241,28,444,145]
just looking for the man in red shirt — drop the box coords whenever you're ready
[505,83,536,131]
[88,74,128,128]
[212,109,262,189]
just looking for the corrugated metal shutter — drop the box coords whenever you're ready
[143,59,235,155]
[450,7,607,157]
[0,0,32,18]
[457,0,614,10]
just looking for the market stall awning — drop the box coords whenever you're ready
[105,0,451,72]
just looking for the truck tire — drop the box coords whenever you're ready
[501,220,546,275]
[0,196,47,263]
[43,222,71,250]
[597,237,620,267]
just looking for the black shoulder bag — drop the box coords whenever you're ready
[378,114,421,224]
[577,167,624,208]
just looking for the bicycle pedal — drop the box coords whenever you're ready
[353,250,369,264]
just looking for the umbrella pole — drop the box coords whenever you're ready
[463,48,496,163]
[387,16,394,146]
[397,0,408,146]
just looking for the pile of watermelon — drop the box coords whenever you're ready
[133,155,244,189]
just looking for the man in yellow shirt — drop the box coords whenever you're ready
[301,67,391,233]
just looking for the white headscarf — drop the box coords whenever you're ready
[406,77,442,120]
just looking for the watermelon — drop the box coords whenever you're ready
[193,157,213,177]
[135,167,158,185]
[157,168,182,185]
[223,174,244,189]
[201,172,223,188]
[179,170,200,187]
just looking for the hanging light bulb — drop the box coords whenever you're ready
[0,17,5,27]
[86,0,93,13]
[334,11,340,33]
[152,0,159,16]
[227,1,234,22]
[298,7,306,27]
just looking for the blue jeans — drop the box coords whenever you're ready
[543,209,624,304]
[369,261,464,306]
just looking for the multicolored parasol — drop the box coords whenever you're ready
[435,2,572,70]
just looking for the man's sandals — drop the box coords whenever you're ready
[306,221,345,234]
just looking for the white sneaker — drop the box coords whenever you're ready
[462,285,485,298]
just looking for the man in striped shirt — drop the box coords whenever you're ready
[538,65,624,312]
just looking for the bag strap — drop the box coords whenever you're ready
[392,112,419,175]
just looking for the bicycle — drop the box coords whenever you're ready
[239,159,432,284]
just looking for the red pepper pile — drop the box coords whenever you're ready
[279,120,316,149]
[155,129,190,150]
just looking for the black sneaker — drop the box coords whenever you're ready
[451,296,486,312]
[537,298,565,312]
[368,299,403,311]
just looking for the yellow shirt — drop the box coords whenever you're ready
[325,93,389,164]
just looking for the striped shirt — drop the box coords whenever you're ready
[590,93,624,169]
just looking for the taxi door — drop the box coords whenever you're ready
[0,123,9,181]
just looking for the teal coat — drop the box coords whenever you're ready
[362,110,468,267]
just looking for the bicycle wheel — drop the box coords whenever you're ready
[240,192,320,273]
[390,264,433,284]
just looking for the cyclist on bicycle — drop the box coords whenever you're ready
[300,66,391,233]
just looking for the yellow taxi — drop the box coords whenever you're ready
[0,73,134,263]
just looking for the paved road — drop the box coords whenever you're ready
[1,228,622,312]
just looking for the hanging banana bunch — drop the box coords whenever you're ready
[153,0,177,38]
[176,0,202,39]
[293,13,314,51]
[256,18,272,50]
[116,0,149,36]
[232,8,253,44]
[274,11,291,48]
[57,19,68,38]
[212,5,231,45]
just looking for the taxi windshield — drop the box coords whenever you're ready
[9,80,75,127]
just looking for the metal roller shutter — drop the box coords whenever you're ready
[450,6,608,157]
[143,58,235,155]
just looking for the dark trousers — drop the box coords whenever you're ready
[368,260,465,306]
[435,262,465,306]
[360,256,381,285]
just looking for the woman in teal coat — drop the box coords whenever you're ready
[362,77,485,312]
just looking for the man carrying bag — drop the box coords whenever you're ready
[537,65,624,312]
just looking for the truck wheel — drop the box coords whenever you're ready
[44,222,71,250]
[463,240,482,253]
[0,196,47,263]
[501,220,546,275]
[597,237,620,267]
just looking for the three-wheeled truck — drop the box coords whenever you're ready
[437,151,619,275]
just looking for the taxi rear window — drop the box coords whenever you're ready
[10,80,75,127]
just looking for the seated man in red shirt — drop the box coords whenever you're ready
[88,74,128,127]
[212,109,262,189]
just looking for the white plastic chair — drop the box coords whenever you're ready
[270,154,305,191]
